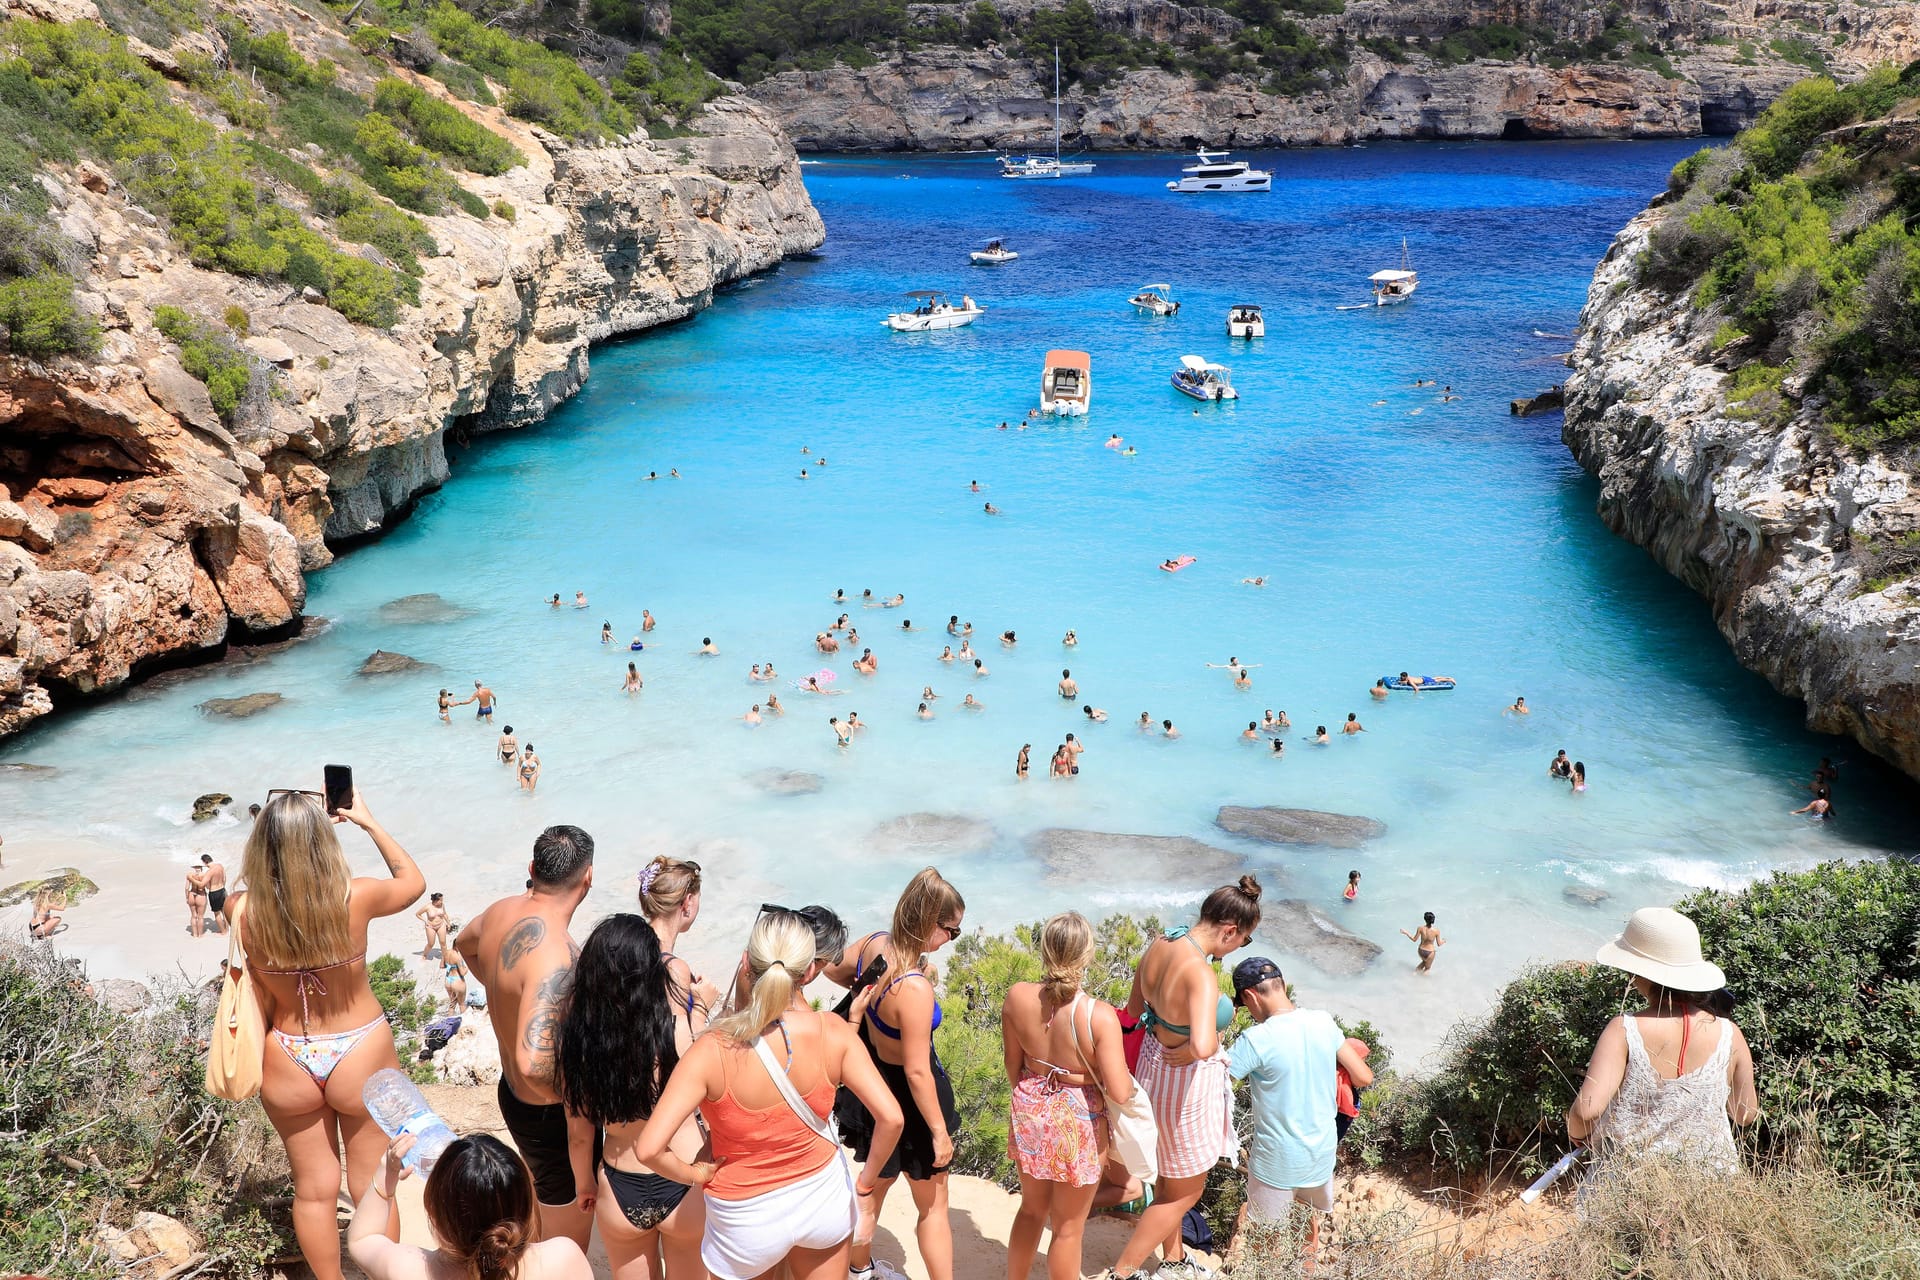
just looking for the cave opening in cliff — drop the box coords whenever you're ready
[1500,119,1534,141]
[0,413,155,502]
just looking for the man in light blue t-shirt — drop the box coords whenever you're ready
[1227,957,1374,1261]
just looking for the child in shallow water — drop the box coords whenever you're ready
[1344,870,1360,902]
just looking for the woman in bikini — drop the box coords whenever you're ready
[498,726,519,764]
[638,857,720,1033]
[1003,912,1134,1280]
[228,788,425,1280]
[637,910,902,1280]
[1401,912,1444,973]
[518,745,541,795]
[625,664,643,694]
[557,915,709,1280]
[1109,875,1263,1280]
[824,869,967,1280]
[28,887,65,939]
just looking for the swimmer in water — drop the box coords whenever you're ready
[1371,679,1390,700]
[1506,695,1529,715]
[984,502,1001,515]
[600,622,612,645]
[847,712,865,733]
[970,480,981,492]
[854,649,877,674]
[1270,739,1285,759]
[846,627,861,646]
[1137,712,1153,731]
[1314,726,1331,745]
[642,609,656,632]
[973,658,989,677]
[1401,913,1444,973]
[437,689,452,722]
[917,701,934,720]
[1063,630,1077,646]
[1242,576,1266,587]
[938,646,955,662]
[574,591,588,608]
[883,594,905,608]
[644,471,657,481]
[1548,749,1572,779]
[497,726,518,764]
[764,662,778,681]
[958,640,976,661]
[1160,558,1180,571]
[670,468,680,477]
[518,744,540,794]
[744,705,762,725]
[830,717,852,746]
[961,621,975,638]
[1792,791,1833,819]
[1106,434,1123,448]
[1162,719,1179,739]
[623,664,642,693]
[1342,713,1365,735]
[1059,670,1078,699]
[1344,870,1360,902]
[816,633,840,654]
[1242,722,1259,741]
[800,468,809,479]
[922,685,939,702]
[947,616,960,635]
[1121,447,1137,456]
[901,619,918,632]
[1083,705,1107,722]
[749,664,763,681]
[963,694,983,710]
[834,589,846,603]
[1050,745,1073,779]
[1234,668,1252,690]
[765,694,785,716]
[1001,630,1017,647]
[1570,761,1587,793]
[1260,710,1279,733]
[832,614,850,632]
[697,637,719,656]
[1016,744,1030,778]
[547,594,562,608]
[630,635,645,650]
[1065,734,1084,759]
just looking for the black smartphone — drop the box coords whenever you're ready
[323,764,353,815]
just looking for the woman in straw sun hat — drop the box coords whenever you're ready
[1566,907,1758,1177]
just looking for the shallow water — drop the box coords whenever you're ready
[6,142,1908,1062]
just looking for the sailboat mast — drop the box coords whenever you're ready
[1053,45,1061,162]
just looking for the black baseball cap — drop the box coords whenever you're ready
[1232,956,1284,1002]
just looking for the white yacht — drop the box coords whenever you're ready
[1040,349,1092,416]
[1172,355,1237,401]
[1227,304,1265,338]
[1128,283,1179,316]
[1370,239,1418,305]
[1166,148,1271,193]
[970,239,1019,265]
[884,290,984,332]
[999,47,1096,180]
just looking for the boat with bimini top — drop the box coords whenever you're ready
[1129,283,1179,316]
[1227,304,1265,338]
[1172,355,1236,401]
[884,290,984,332]
[1370,239,1418,306]
[1040,349,1092,416]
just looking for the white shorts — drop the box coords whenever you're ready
[1246,1175,1333,1221]
[702,1154,856,1280]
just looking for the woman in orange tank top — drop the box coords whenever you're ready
[638,909,902,1280]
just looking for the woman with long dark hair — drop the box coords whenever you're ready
[637,909,902,1280]
[554,914,708,1280]
[347,1133,590,1280]
[227,788,424,1280]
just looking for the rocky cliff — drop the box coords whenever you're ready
[749,0,1919,149]
[1562,203,1920,782]
[0,0,822,738]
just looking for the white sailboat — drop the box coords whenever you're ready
[1369,239,1418,306]
[999,47,1095,179]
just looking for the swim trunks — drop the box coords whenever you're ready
[497,1079,600,1205]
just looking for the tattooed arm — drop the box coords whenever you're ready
[516,961,569,1088]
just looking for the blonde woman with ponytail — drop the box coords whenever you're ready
[637,909,902,1280]
[228,787,425,1280]
[638,855,719,1030]
[1002,912,1136,1280]
[348,1133,590,1280]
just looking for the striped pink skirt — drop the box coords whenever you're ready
[1137,1033,1237,1180]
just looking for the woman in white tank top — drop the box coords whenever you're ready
[1567,908,1758,1179]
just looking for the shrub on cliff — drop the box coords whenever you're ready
[372,76,523,175]
[0,947,290,1276]
[1372,860,1920,1185]
[0,210,96,358]
[612,50,725,128]
[154,304,270,424]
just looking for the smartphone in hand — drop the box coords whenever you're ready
[323,764,353,816]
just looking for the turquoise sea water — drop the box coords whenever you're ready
[6,143,1909,1060]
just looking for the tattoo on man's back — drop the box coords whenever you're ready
[499,917,547,970]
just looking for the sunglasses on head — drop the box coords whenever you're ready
[266,788,323,802]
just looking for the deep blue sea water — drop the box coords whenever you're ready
[6,143,1908,1060]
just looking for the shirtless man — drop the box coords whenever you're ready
[1506,696,1529,716]
[200,854,227,934]
[459,679,498,721]
[416,891,451,957]
[457,826,597,1247]
[1083,705,1107,722]
[1058,669,1078,699]
[1548,749,1572,780]
[696,637,720,656]
[831,717,853,746]
[642,610,656,632]
[765,694,785,716]
[184,861,209,937]
[1342,713,1366,735]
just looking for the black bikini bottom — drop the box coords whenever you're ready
[603,1163,691,1230]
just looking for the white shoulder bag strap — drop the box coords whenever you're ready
[753,1027,841,1146]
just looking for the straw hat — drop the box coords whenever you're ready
[1595,907,1725,992]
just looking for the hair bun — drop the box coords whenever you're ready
[1238,873,1263,900]
[473,1221,528,1280]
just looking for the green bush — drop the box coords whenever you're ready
[612,50,724,127]
[1378,861,1920,1184]
[0,272,97,358]
[372,76,522,174]
[368,953,436,1035]
[423,3,632,140]
[154,303,255,422]
[226,24,335,90]
[492,197,516,222]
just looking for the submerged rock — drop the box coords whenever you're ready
[0,867,102,908]
[1216,806,1386,848]
[749,768,825,796]
[1027,828,1259,885]
[357,649,434,676]
[1563,884,1611,907]
[870,812,995,853]
[0,762,55,775]
[191,792,232,822]
[378,593,474,625]
[198,692,283,718]
[1261,899,1383,977]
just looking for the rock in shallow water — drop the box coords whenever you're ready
[1026,828,1260,885]
[1261,899,1383,977]
[749,768,825,795]
[191,792,232,822]
[357,649,434,676]
[1563,884,1611,907]
[870,812,995,853]
[197,692,283,718]
[378,592,474,625]
[1216,805,1385,848]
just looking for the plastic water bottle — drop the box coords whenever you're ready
[363,1068,456,1176]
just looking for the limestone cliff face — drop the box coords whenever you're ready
[1562,209,1920,781]
[751,0,1918,150]
[0,55,822,735]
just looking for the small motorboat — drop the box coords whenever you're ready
[1129,283,1179,316]
[1227,304,1265,338]
[1040,349,1092,416]
[970,239,1019,265]
[884,290,984,332]
[1370,239,1418,306]
[1380,673,1456,691]
[1172,355,1236,401]
[1166,149,1271,193]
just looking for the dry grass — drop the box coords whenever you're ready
[1230,1137,1920,1280]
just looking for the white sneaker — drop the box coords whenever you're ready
[848,1267,874,1280]
[872,1263,910,1280]
[1158,1259,1215,1280]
